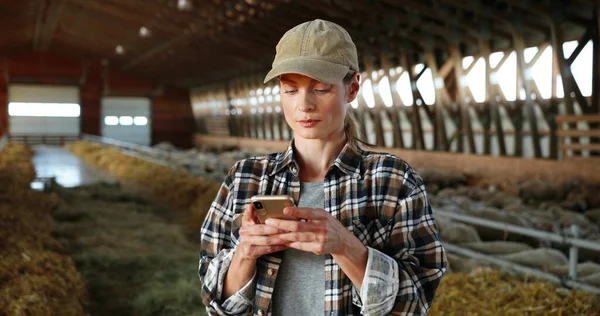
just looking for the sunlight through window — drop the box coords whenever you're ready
[104,116,118,126]
[378,76,394,107]
[416,68,436,105]
[119,116,133,126]
[362,79,376,108]
[134,116,148,126]
[570,40,593,97]
[396,72,413,106]
[489,52,504,68]
[8,102,80,117]
[496,52,517,101]
[465,57,486,103]
[530,46,553,99]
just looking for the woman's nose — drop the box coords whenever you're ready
[295,91,316,111]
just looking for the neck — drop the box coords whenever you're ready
[293,131,346,182]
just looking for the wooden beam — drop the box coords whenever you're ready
[401,53,426,150]
[32,0,46,51]
[514,28,542,159]
[450,46,476,153]
[39,0,66,51]
[593,6,600,114]
[425,48,449,151]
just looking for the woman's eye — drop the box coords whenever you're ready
[284,89,297,94]
[314,89,330,94]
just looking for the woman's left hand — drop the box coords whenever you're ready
[264,207,352,255]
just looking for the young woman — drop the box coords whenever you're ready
[199,19,447,316]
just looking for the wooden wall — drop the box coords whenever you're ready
[0,52,194,147]
[0,59,7,137]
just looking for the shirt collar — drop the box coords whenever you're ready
[269,139,363,179]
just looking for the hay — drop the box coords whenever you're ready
[50,182,206,315]
[0,143,86,316]
[65,141,221,231]
[430,270,600,315]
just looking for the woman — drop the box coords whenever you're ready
[199,19,447,316]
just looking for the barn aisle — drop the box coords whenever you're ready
[31,145,116,187]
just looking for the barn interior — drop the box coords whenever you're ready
[1,0,600,315]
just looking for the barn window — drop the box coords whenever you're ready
[396,71,413,106]
[133,116,148,126]
[119,116,133,126]
[415,65,436,105]
[361,78,376,108]
[104,116,119,125]
[8,102,80,117]
[464,57,486,103]
[378,75,394,107]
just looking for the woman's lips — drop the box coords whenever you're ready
[298,120,320,127]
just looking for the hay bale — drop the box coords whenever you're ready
[519,179,565,203]
[0,144,87,315]
[460,241,532,255]
[441,223,481,243]
[429,269,600,315]
[500,248,568,269]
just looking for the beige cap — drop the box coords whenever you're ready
[264,19,359,84]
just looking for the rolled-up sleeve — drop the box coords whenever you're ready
[353,173,447,315]
[199,163,255,315]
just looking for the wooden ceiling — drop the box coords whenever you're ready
[0,0,596,87]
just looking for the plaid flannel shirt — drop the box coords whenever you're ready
[199,140,447,316]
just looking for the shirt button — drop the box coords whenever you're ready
[267,268,274,276]
[258,310,265,316]
[290,166,297,174]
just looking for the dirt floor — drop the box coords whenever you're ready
[48,181,207,316]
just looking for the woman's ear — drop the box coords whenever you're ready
[346,73,361,103]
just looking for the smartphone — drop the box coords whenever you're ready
[250,195,297,224]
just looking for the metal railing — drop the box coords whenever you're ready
[82,134,180,167]
[437,210,600,294]
[81,134,228,180]
[0,134,8,152]
[8,134,80,145]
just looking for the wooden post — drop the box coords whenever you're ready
[380,53,406,149]
[513,14,543,158]
[450,46,476,153]
[401,53,426,150]
[478,35,494,155]
[425,47,449,151]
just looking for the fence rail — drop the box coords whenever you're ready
[437,210,600,294]
[8,134,80,146]
[0,134,7,152]
[556,114,600,159]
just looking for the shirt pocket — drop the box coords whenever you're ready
[351,218,393,251]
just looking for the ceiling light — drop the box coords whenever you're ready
[115,45,125,55]
[177,0,192,11]
[139,26,151,38]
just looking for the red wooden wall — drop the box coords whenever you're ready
[0,52,194,148]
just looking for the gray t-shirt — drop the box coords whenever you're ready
[270,181,325,316]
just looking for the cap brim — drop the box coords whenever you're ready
[263,57,350,84]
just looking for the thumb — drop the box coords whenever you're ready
[243,203,257,225]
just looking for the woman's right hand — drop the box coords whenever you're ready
[237,204,289,260]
